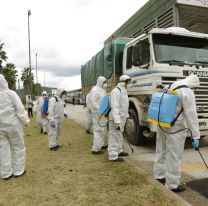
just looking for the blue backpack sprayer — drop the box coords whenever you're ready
[42,97,49,118]
[98,88,134,154]
[147,84,208,169]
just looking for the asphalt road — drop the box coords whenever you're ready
[66,104,208,206]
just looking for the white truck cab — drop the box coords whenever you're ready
[123,27,208,145]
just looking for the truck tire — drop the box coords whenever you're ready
[124,109,145,145]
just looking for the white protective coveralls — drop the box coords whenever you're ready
[89,76,106,152]
[36,91,48,133]
[154,74,200,189]
[85,93,92,131]
[108,75,130,160]
[0,74,29,178]
[47,89,65,149]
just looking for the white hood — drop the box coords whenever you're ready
[56,89,65,97]
[42,91,47,95]
[96,76,106,88]
[0,74,9,91]
[172,74,200,89]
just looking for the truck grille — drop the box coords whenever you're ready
[161,77,208,119]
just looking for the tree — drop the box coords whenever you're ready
[0,41,8,73]
[33,83,42,96]
[2,63,18,90]
[21,67,34,95]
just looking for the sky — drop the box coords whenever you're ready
[0,0,148,91]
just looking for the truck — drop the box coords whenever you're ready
[66,90,83,105]
[81,0,208,145]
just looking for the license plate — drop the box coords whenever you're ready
[183,70,208,77]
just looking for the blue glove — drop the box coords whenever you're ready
[192,139,200,150]
[50,120,56,128]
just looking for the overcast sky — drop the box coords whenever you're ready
[0,0,148,91]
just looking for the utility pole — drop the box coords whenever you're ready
[18,79,20,90]
[17,79,20,96]
[28,10,32,95]
[44,73,46,87]
[35,53,38,83]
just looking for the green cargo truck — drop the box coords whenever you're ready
[81,0,208,145]
[81,37,132,94]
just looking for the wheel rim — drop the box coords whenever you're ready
[125,118,137,142]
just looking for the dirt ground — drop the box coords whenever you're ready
[0,118,182,206]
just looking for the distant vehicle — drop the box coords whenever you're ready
[65,92,83,105]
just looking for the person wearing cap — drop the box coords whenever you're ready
[35,91,48,134]
[0,74,30,180]
[47,89,66,151]
[108,74,131,162]
[154,74,200,192]
[26,95,33,118]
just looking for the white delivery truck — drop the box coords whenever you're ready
[81,0,208,145]
[123,27,208,145]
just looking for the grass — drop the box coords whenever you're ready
[0,118,180,206]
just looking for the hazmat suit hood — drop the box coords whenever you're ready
[0,74,9,91]
[42,91,47,95]
[119,75,131,82]
[118,75,131,87]
[56,89,65,97]
[96,76,106,88]
[172,74,200,89]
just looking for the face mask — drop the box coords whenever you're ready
[127,82,132,88]
[103,83,107,89]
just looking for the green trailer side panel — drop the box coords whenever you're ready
[95,49,104,80]
[81,65,84,87]
[81,38,131,87]
[112,38,130,75]
[103,42,113,78]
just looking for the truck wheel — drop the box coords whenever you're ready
[124,109,145,145]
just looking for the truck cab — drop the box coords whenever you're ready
[123,27,208,145]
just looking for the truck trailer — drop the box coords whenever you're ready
[81,0,208,145]
[105,0,208,43]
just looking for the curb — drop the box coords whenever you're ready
[125,157,192,206]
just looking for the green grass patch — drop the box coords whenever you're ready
[0,118,180,206]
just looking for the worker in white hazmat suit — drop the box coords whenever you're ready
[0,74,30,180]
[108,75,131,162]
[85,92,92,134]
[47,89,66,151]
[89,76,107,154]
[154,74,200,192]
[35,91,48,134]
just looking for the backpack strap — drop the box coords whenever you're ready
[116,87,121,92]
[54,96,58,102]
[171,85,189,126]
[173,85,189,90]
[105,87,121,117]
[171,108,184,126]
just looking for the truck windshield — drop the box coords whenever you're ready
[153,34,208,66]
